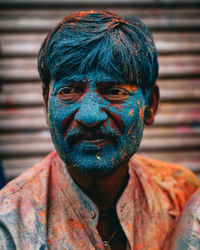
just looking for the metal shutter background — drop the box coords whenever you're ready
[0,0,200,181]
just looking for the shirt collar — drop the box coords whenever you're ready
[54,153,138,248]
[55,157,99,227]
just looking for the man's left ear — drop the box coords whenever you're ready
[144,84,160,125]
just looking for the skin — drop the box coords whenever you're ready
[48,70,155,173]
[47,68,159,249]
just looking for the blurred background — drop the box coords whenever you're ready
[0,0,200,185]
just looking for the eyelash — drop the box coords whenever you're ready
[105,88,130,96]
[58,86,82,95]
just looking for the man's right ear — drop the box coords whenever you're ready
[46,112,49,126]
[42,86,49,125]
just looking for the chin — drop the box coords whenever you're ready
[65,152,120,174]
[55,134,143,174]
[60,149,132,175]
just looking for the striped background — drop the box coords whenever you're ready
[0,0,200,181]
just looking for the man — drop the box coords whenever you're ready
[0,10,199,250]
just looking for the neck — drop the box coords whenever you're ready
[66,163,129,212]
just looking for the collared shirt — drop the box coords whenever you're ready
[0,151,199,250]
[169,188,200,249]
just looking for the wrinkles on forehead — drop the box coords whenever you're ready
[54,70,122,83]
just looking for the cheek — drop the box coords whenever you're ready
[125,100,146,136]
[106,110,125,134]
[111,99,145,137]
[48,96,79,134]
[106,101,137,136]
[61,110,79,136]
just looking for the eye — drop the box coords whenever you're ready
[103,87,130,101]
[57,86,83,101]
[58,87,76,95]
[108,88,129,96]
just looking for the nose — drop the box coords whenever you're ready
[74,93,108,127]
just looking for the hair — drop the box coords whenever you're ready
[38,10,158,103]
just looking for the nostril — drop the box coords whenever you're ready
[74,109,108,128]
[76,119,106,128]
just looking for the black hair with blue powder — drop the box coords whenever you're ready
[38,10,158,100]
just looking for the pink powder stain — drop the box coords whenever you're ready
[178,126,192,133]
[188,110,200,120]
[178,125,200,134]
[19,198,33,218]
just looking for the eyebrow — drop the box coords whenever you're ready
[96,81,125,88]
[54,74,88,84]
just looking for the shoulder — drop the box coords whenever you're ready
[178,188,200,220]
[130,154,200,209]
[0,151,58,212]
[0,151,58,248]
[169,189,200,249]
[132,154,199,189]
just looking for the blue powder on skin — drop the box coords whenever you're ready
[48,71,151,173]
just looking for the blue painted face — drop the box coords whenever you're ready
[48,70,150,173]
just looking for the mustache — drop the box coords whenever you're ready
[65,126,121,146]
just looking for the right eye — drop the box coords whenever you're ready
[57,86,82,101]
[58,87,75,95]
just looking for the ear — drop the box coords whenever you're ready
[144,84,160,125]
[43,80,52,126]
[42,86,49,125]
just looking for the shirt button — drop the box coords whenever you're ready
[90,211,96,219]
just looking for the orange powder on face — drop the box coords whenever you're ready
[123,85,138,92]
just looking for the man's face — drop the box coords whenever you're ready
[48,70,150,173]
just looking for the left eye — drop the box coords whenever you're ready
[107,88,129,96]
[102,87,130,101]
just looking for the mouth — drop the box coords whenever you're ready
[68,133,115,147]
[82,138,109,147]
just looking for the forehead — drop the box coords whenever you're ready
[52,70,128,87]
